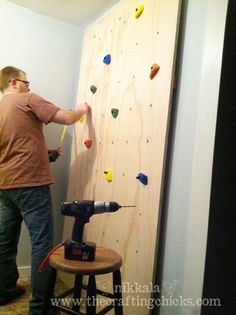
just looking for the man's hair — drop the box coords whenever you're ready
[0,66,26,92]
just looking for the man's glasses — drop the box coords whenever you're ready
[15,79,30,87]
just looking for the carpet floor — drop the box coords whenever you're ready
[0,278,67,315]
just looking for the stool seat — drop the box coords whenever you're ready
[42,245,123,315]
[49,246,122,275]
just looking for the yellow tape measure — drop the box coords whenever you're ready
[59,125,68,146]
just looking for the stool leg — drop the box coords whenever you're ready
[72,274,83,312]
[113,270,123,315]
[86,275,96,315]
[41,267,57,315]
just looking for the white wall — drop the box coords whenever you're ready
[0,0,84,272]
[160,0,228,315]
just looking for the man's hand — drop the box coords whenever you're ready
[48,147,61,163]
[51,102,91,125]
[78,102,91,116]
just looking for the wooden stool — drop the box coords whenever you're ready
[41,246,123,315]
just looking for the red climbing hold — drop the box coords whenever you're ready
[84,139,92,149]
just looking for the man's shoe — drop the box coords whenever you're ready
[0,285,26,305]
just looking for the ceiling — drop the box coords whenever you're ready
[6,0,121,27]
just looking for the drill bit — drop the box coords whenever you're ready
[120,205,136,208]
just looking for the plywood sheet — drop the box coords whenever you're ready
[64,0,181,313]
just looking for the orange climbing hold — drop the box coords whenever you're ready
[150,63,160,80]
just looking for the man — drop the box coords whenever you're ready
[0,66,91,314]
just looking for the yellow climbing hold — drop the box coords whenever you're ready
[104,168,113,182]
[135,5,144,18]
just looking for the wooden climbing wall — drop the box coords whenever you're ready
[64,0,181,313]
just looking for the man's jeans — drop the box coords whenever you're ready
[0,186,53,315]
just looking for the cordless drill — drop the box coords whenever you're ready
[61,200,135,261]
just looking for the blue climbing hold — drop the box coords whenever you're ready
[136,173,148,185]
[103,54,111,65]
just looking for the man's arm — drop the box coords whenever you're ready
[51,102,91,125]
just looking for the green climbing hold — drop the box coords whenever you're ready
[111,108,119,118]
[90,85,97,94]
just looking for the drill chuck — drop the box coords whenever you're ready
[94,201,121,213]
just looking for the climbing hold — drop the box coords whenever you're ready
[135,5,144,18]
[79,116,85,123]
[103,54,111,65]
[104,168,113,182]
[90,85,97,94]
[84,139,92,149]
[111,108,119,118]
[150,63,160,80]
[136,172,148,185]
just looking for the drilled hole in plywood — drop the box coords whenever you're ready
[139,212,142,216]
[146,139,149,143]
[122,173,125,177]
[150,103,153,108]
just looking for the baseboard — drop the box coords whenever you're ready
[18,266,31,278]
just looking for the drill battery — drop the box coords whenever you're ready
[64,240,96,261]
